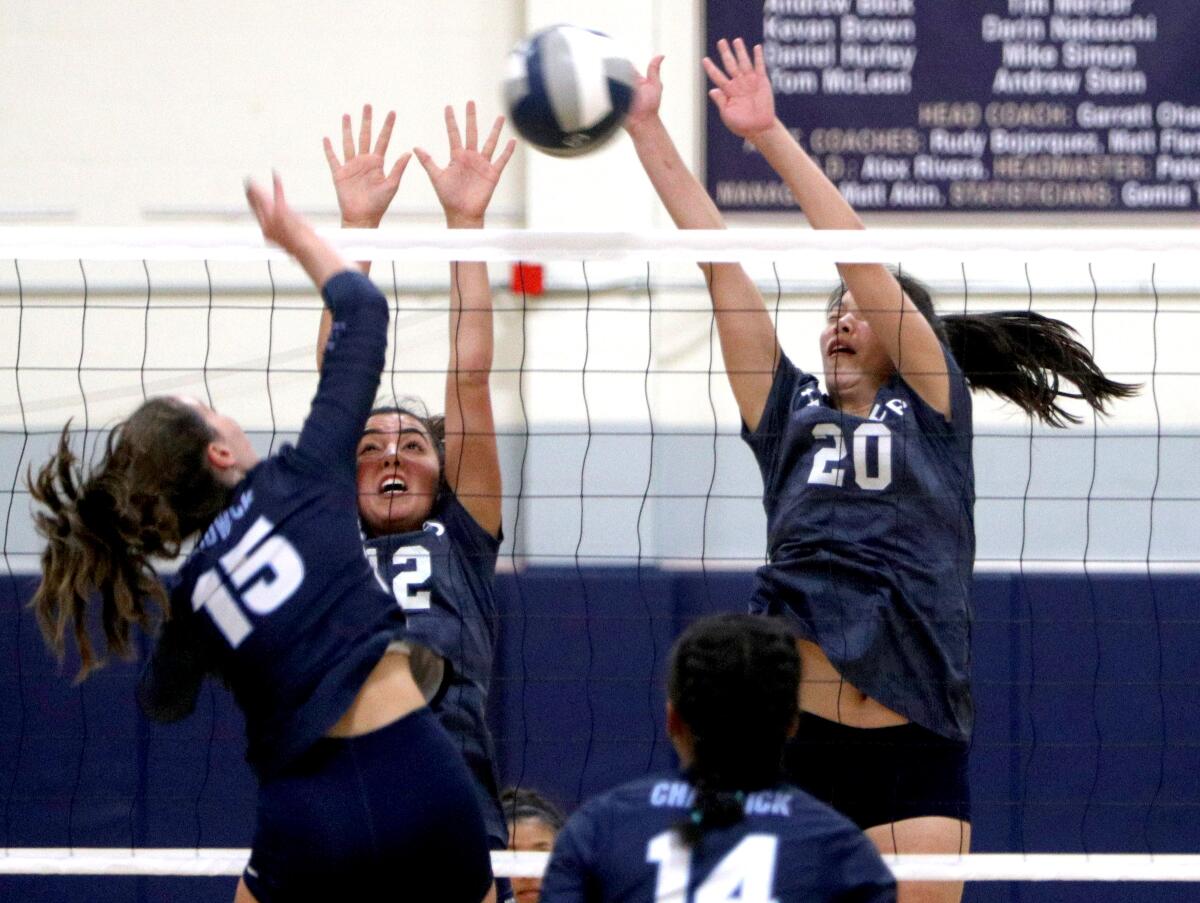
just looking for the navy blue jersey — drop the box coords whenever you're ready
[742,350,975,742]
[137,271,406,779]
[364,491,505,846]
[540,774,896,903]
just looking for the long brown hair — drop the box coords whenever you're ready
[829,273,1139,426]
[28,398,229,680]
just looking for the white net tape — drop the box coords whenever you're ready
[3,850,1200,882]
[0,225,1196,265]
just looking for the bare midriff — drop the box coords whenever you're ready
[797,638,909,728]
[326,651,426,738]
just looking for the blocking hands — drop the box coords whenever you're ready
[246,173,347,289]
[703,37,777,141]
[324,104,411,229]
[414,102,515,229]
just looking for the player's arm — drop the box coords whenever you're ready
[316,105,411,370]
[706,38,950,417]
[247,174,390,476]
[137,590,206,722]
[624,56,780,432]
[414,102,515,538]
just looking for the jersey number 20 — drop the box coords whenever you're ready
[808,422,892,491]
[647,830,779,902]
[191,517,305,648]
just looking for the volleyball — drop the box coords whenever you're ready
[503,24,636,157]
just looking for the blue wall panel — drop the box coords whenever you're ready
[2,569,1197,901]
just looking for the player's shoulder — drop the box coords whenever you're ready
[567,775,673,825]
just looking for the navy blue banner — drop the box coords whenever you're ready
[705,1,1200,212]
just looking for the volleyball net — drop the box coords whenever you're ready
[1,227,1198,897]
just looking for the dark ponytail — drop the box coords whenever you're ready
[668,614,800,847]
[28,398,229,680]
[830,273,1138,426]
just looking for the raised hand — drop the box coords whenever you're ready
[323,104,411,228]
[247,173,346,289]
[413,102,515,229]
[625,55,665,131]
[702,38,776,140]
[246,172,307,249]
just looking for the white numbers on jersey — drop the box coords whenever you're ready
[191,516,305,648]
[365,545,433,612]
[646,830,779,903]
[806,421,893,491]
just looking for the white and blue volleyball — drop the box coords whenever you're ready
[504,25,636,157]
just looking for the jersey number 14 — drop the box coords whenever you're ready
[647,830,779,902]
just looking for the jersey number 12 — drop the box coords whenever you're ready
[365,545,433,612]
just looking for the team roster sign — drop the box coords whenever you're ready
[705,1,1200,212]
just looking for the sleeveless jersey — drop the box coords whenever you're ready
[742,350,975,741]
[137,271,407,779]
[364,491,505,847]
[540,774,896,902]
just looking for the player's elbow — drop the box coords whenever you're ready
[136,675,200,723]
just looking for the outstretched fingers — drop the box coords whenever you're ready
[444,104,463,153]
[716,38,739,78]
[387,151,412,187]
[753,41,767,76]
[480,113,504,159]
[322,136,341,175]
[494,137,516,173]
[341,113,355,162]
[374,110,397,158]
[358,104,373,155]
[413,146,441,180]
[244,179,269,227]
[732,37,754,72]
[464,100,478,151]
[701,55,730,89]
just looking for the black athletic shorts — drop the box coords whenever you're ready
[243,706,492,903]
[783,712,971,831]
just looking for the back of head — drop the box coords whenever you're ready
[29,397,228,679]
[668,614,800,845]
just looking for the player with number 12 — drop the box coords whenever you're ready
[318,99,517,893]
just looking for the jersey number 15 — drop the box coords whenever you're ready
[191,516,305,648]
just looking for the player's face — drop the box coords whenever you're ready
[356,412,441,537]
[508,817,558,903]
[178,397,259,484]
[820,292,894,405]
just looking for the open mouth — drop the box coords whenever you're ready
[378,477,407,497]
[827,342,856,357]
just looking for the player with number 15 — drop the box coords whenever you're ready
[28,174,493,902]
